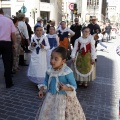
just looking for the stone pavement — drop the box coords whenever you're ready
[0,36,120,120]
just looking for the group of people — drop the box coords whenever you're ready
[0,7,111,119]
[28,17,99,119]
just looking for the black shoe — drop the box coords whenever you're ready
[6,83,14,88]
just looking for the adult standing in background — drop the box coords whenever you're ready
[70,18,82,47]
[36,17,44,35]
[87,16,101,35]
[87,16,101,48]
[17,13,29,66]
[105,23,112,41]
[0,8,16,88]
[51,20,55,27]
[36,17,43,27]
[46,20,51,34]
[25,17,33,41]
[12,17,22,73]
[17,13,29,52]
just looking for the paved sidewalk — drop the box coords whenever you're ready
[0,37,120,120]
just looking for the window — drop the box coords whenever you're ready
[93,0,99,5]
[97,0,99,5]
[90,0,92,5]
[87,0,89,6]
[87,0,92,6]
[41,0,50,3]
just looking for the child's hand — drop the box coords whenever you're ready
[59,83,70,91]
[31,42,35,47]
[91,59,95,64]
[38,91,44,98]
[40,44,44,49]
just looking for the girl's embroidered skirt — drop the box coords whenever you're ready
[35,92,86,120]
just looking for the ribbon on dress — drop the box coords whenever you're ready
[80,41,87,52]
[32,36,44,54]
[36,39,40,54]
[47,64,66,92]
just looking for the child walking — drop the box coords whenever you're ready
[36,47,86,120]
[27,25,50,84]
[57,21,75,50]
[71,27,96,87]
[46,26,59,68]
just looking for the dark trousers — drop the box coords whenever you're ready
[0,41,13,87]
[107,33,111,41]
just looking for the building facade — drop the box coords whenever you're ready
[62,0,76,25]
[77,0,107,24]
[0,0,63,27]
[106,0,120,25]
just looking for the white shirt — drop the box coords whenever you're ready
[18,21,29,39]
[57,27,75,35]
[71,35,96,60]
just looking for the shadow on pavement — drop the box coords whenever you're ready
[0,54,119,120]
[77,55,119,120]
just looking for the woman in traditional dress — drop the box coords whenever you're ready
[71,27,96,87]
[46,26,59,68]
[57,21,75,50]
[27,25,50,84]
[36,47,86,120]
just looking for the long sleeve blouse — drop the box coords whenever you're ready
[38,64,77,95]
[18,21,29,39]
[71,35,96,60]
[29,34,50,51]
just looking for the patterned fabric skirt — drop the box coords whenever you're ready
[35,92,86,120]
[71,52,96,82]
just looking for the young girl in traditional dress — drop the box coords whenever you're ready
[27,25,50,84]
[46,26,59,68]
[71,27,96,87]
[57,21,75,50]
[36,47,86,120]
